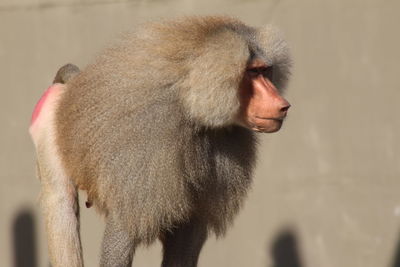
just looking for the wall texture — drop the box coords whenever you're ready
[1,0,399,266]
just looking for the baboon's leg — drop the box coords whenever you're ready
[37,156,83,267]
[161,218,207,267]
[100,217,136,267]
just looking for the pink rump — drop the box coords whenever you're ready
[30,84,60,126]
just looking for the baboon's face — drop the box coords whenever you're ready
[238,59,290,133]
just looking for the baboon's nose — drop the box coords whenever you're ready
[278,99,291,117]
[280,104,291,113]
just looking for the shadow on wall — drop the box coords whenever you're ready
[270,228,304,267]
[11,211,400,267]
[391,235,400,267]
[12,209,37,267]
[269,228,400,267]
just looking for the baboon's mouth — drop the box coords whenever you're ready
[250,120,284,133]
[255,116,286,122]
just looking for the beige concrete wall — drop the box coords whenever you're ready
[1,0,399,266]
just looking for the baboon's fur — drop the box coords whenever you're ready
[33,16,291,267]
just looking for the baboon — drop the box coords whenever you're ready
[29,16,291,267]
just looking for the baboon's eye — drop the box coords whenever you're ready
[247,66,273,79]
[247,68,260,76]
[261,66,274,80]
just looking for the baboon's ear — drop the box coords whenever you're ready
[179,30,249,128]
[256,25,292,91]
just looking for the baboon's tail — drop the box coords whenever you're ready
[53,63,80,84]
